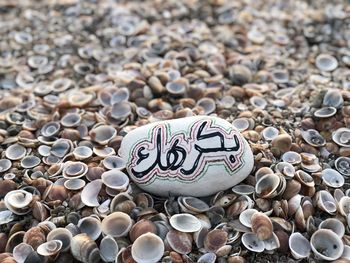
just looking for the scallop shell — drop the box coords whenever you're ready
[131,233,164,263]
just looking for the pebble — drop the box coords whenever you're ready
[121,116,254,196]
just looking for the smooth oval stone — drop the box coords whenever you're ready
[121,116,254,197]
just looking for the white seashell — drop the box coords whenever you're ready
[78,216,102,241]
[322,168,345,188]
[239,209,258,228]
[338,196,350,216]
[169,213,202,233]
[131,233,164,263]
[316,190,337,214]
[319,218,345,237]
[100,235,119,262]
[47,227,73,252]
[4,190,33,215]
[241,232,265,253]
[13,243,34,263]
[197,252,216,263]
[81,179,103,207]
[101,212,133,237]
[342,245,350,260]
[255,174,280,198]
[310,229,344,261]
[120,116,254,197]
[101,169,129,190]
[263,232,280,251]
[37,240,63,256]
[289,232,311,259]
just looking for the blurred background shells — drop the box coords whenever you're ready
[0,0,350,262]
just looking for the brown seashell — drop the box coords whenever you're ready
[271,134,292,156]
[228,255,246,263]
[204,229,228,252]
[282,179,301,200]
[166,229,193,255]
[251,212,273,240]
[23,226,46,250]
[129,219,157,242]
[32,201,49,221]
[70,233,100,263]
[47,185,68,201]
[5,231,25,253]
[0,180,17,198]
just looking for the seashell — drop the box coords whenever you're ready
[23,251,43,263]
[5,144,26,160]
[73,146,93,160]
[342,245,350,261]
[68,91,94,107]
[179,197,209,213]
[51,139,71,158]
[198,252,216,263]
[316,190,337,214]
[169,214,201,233]
[323,89,344,108]
[301,129,326,147]
[335,157,350,176]
[197,98,216,115]
[111,102,132,120]
[41,122,60,137]
[250,96,267,109]
[275,162,295,179]
[319,218,345,237]
[131,233,164,263]
[0,159,12,173]
[251,212,273,240]
[64,179,86,191]
[166,81,186,95]
[70,233,100,263]
[93,147,116,158]
[78,216,102,241]
[241,233,265,253]
[322,168,344,188]
[281,151,301,165]
[310,229,344,261]
[47,228,73,252]
[255,174,280,198]
[204,229,228,253]
[103,156,126,170]
[86,166,104,181]
[315,54,338,72]
[0,210,15,225]
[23,226,46,250]
[271,134,292,156]
[4,190,33,215]
[101,212,133,237]
[263,232,280,251]
[13,243,34,263]
[62,162,88,179]
[37,240,63,257]
[289,232,311,259]
[255,167,274,181]
[100,235,119,262]
[239,209,258,228]
[314,107,337,118]
[212,192,237,208]
[0,180,17,198]
[101,169,129,190]
[231,118,250,132]
[231,184,255,195]
[229,64,252,85]
[129,219,157,242]
[166,229,192,255]
[332,128,350,147]
[38,145,51,157]
[295,170,314,187]
[262,127,279,141]
[20,156,41,169]
[90,125,117,145]
[81,179,103,207]
[338,196,350,216]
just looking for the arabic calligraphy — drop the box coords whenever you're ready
[128,119,245,184]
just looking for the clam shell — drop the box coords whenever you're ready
[314,107,337,118]
[332,128,350,147]
[73,146,93,160]
[81,179,103,207]
[78,216,102,241]
[102,156,126,170]
[13,243,34,263]
[90,125,117,145]
[204,229,228,252]
[5,144,26,160]
[281,151,302,165]
[179,197,209,213]
[241,232,265,253]
[166,229,192,255]
[231,184,255,195]
[335,157,350,176]
[101,169,129,190]
[37,240,63,257]
[319,218,345,237]
[129,219,157,242]
[169,214,201,233]
[20,156,41,169]
[232,118,250,132]
[255,174,280,198]
[131,233,164,263]
[310,229,344,261]
[101,212,133,237]
[4,190,33,215]
[239,209,258,228]
[251,212,273,241]
[64,179,86,191]
[322,168,344,188]
[0,159,12,172]
[316,190,337,214]
[197,252,216,263]
[70,233,100,263]
[100,235,119,262]
[41,122,60,137]
[47,228,73,252]
[316,54,338,72]
[262,127,279,141]
[289,232,311,259]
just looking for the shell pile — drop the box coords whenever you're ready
[0,0,350,262]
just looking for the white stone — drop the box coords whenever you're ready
[120,116,254,197]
